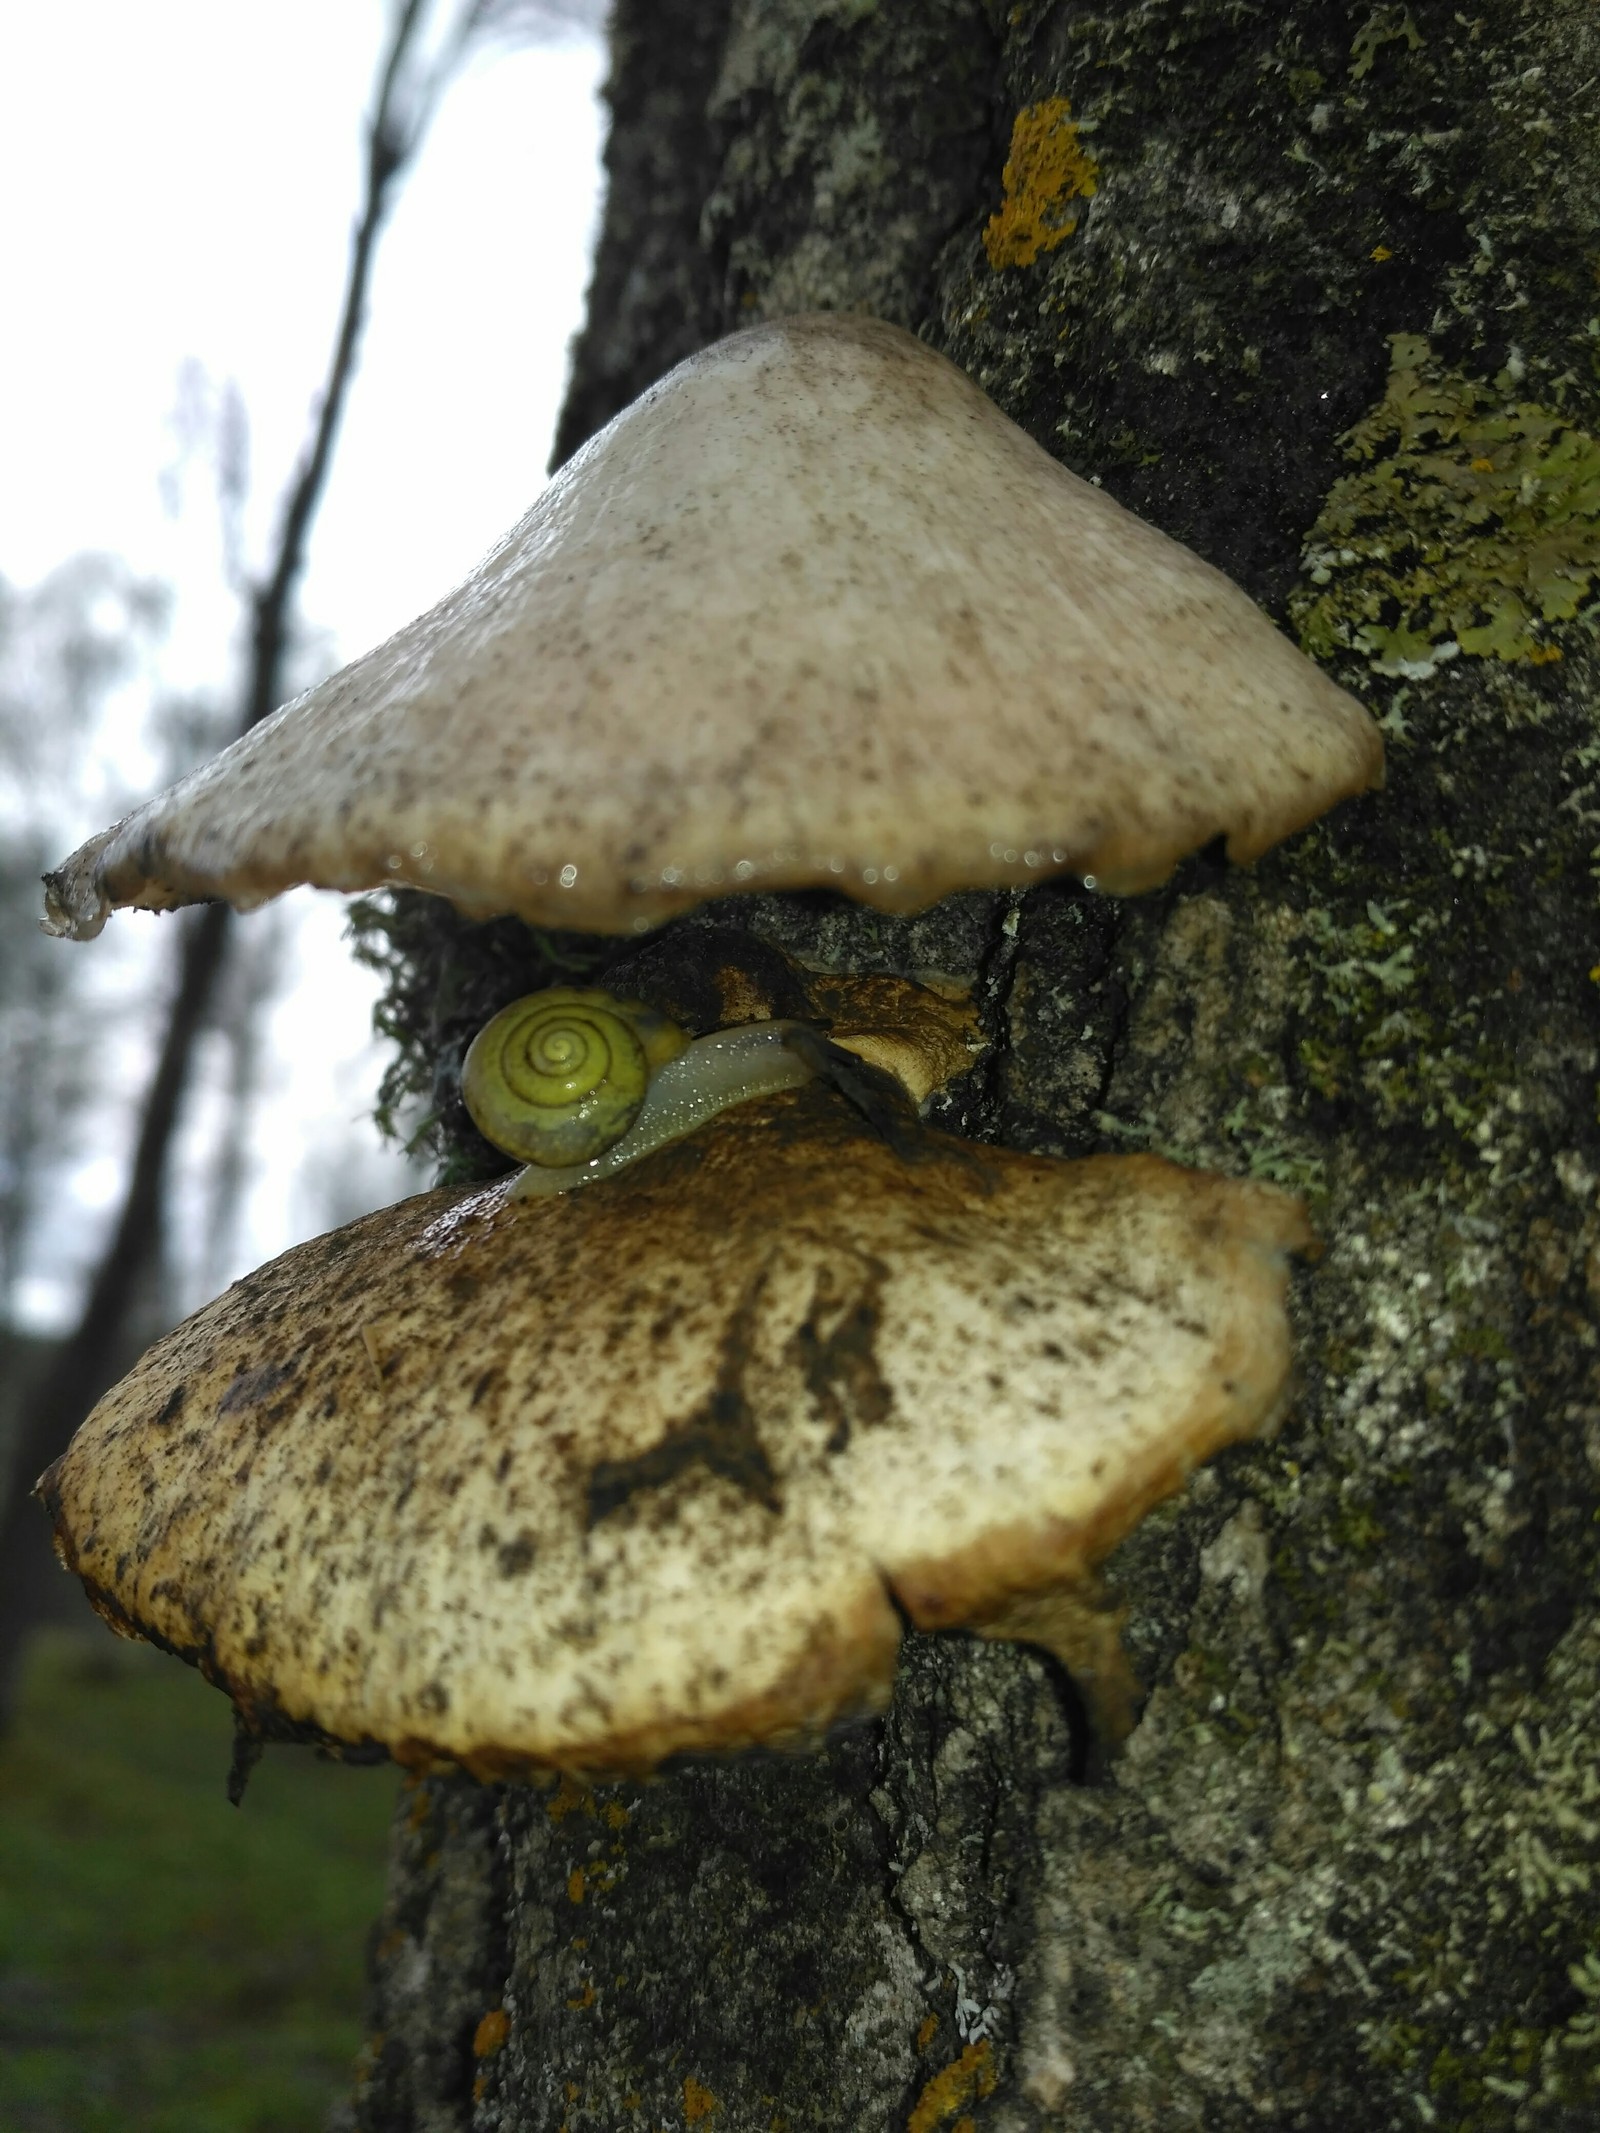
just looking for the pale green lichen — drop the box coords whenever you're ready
[1290,891,1521,1148]
[1094,1095,1327,1197]
[1292,334,1600,675]
[1347,1612,1600,2125]
[1348,6,1423,82]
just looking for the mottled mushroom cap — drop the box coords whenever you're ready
[44,314,1382,941]
[41,1091,1313,1777]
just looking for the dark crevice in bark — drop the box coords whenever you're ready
[960,890,1027,1143]
[1019,1642,1096,1787]
[338,1773,510,2133]
[550,0,736,466]
[1010,877,1137,1160]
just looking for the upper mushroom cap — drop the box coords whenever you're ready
[44,314,1382,941]
[40,1089,1312,1777]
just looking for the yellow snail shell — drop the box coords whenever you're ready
[461,988,820,1194]
[461,988,690,1168]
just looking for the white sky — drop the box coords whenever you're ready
[0,3,607,1327]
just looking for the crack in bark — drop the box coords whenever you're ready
[953,888,1027,1141]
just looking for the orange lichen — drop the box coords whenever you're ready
[566,1980,596,2011]
[907,2041,997,2132]
[983,100,1099,269]
[547,1773,594,1823]
[683,2074,720,2122]
[567,1866,587,1904]
[916,2013,940,2051]
[472,2007,509,2058]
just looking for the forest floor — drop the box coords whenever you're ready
[0,1628,395,2132]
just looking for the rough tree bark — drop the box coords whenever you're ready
[340,2,1600,2126]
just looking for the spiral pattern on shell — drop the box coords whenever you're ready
[462,988,685,1168]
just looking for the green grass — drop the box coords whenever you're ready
[0,1628,397,2133]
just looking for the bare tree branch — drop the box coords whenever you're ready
[249,0,431,728]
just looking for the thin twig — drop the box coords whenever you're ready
[248,0,433,730]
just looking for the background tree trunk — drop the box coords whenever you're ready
[340,2,1600,2126]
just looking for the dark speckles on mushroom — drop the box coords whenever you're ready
[218,1361,297,1414]
[38,1089,1311,1777]
[42,316,1380,948]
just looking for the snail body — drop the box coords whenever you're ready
[510,1023,815,1199]
[462,988,816,1194]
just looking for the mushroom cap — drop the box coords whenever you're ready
[41,1090,1313,1777]
[44,314,1382,942]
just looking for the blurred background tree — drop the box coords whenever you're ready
[0,4,606,2125]
[0,556,176,1334]
[0,0,607,1722]
[0,559,183,1627]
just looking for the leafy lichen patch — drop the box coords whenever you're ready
[1340,1607,1600,2125]
[1347,6,1424,83]
[1294,334,1600,676]
[1290,891,1515,1149]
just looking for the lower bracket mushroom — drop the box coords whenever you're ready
[39,1086,1314,1779]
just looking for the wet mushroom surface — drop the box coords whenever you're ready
[43,314,1381,943]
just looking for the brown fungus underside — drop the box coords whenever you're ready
[43,314,1381,943]
[41,1089,1312,1777]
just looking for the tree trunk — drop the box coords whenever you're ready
[340,2,1600,2126]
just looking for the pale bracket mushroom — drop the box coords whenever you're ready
[43,314,1382,943]
[34,315,1362,1777]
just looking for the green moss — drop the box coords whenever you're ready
[1452,1325,1514,1365]
[1292,334,1600,675]
[1331,1501,1387,1554]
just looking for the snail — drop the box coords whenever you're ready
[461,988,818,1198]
